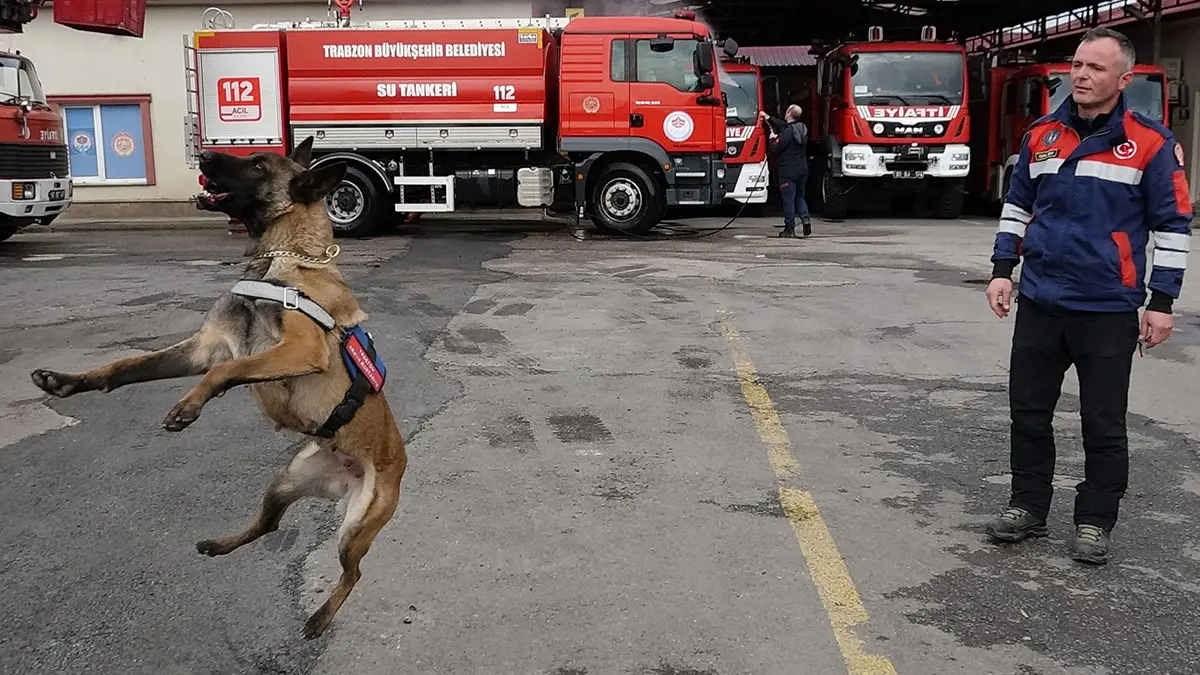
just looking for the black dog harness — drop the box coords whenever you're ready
[230,279,387,438]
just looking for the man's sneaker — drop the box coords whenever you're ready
[1071,524,1111,565]
[778,228,797,238]
[801,219,812,237]
[985,507,1049,543]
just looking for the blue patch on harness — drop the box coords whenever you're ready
[340,325,387,392]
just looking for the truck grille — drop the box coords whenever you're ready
[0,143,71,179]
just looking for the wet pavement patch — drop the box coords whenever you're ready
[547,410,614,444]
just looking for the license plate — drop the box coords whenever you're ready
[892,171,922,179]
[49,189,66,201]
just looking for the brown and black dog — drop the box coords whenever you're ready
[29,137,408,640]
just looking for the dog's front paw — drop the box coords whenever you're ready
[163,400,202,432]
[30,369,86,398]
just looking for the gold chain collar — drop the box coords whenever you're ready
[254,244,341,265]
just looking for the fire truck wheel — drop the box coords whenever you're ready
[323,165,387,238]
[932,180,966,219]
[0,221,22,243]
[821,173,848,220]
[590,162,663,235]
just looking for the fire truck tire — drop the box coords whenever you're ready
[590,162,662,235]
[932,180,966,219]
[324,165,387,239]
[821,173,848,220]
[0,221,22,243]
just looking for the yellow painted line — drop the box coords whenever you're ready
[719,313,897,675]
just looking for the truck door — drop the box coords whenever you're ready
[627,35,719,154]
[560,34,631,139]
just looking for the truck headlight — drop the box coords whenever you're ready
[844,151,867,162]
[952,152,969,161]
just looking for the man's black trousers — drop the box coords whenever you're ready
[1008,294,1140,531]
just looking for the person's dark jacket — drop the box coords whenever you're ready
[764,116,809,179]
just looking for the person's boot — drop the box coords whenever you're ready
[1070,524,1111,565]
[778,227,796,238]
[984,506,1049,543]
[801,218,812,237]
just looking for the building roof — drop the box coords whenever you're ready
[736,45,816,67]
[700,0,1143,47]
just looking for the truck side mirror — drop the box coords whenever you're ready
[697,73,715,90]
[721,37,739,58]
[695,45,713,74]
[1179,82,1192,106]
[650,37,675,53]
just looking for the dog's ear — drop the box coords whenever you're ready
[290,136,315,168]
[289,161,347,204]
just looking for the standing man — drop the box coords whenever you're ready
[760,105,811,238]
[984,27,1193,564]
[984,27,1190,562]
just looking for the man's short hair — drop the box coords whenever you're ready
[785,104,803,122]
[1080,27,1136,71]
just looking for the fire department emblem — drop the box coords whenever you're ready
[582,96,601,114]
[112,132,136,157]
[1043,129,1060,146]
[663,110,694,142]
[1113,140,1138,161]
[72,130,94,154]
[1175,142,1186,167]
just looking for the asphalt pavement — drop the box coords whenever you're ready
[1,213,1198,675]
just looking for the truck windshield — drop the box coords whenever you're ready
[721,70,760,126]
[851,51,965,106]
[0,55,47,105]
[1046,73,1165,123]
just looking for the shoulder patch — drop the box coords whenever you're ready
[1175,142,1186,167]
[1034,149,1059,162]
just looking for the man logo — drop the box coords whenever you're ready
[1113,140,1138,161]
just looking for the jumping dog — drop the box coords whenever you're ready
[29,137,407,639]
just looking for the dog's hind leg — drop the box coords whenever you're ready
[197,439,360,557]
[302,461,405,640]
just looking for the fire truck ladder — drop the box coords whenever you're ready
[182,8,236,168]
[182,35,201,169]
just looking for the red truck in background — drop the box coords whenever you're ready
[0,0,73,242]
[967,54,1186,207]
[0,50,70,242]
[808,26,971,220]
[184,9,738,237]
[717,55,769,214]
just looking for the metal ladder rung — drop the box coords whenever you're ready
[393,175,455,213]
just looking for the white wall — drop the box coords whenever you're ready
[4,0,533,204]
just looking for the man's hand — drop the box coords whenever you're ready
[759,110,769,120]
[986,278,1013,318]
[1140,309,1174,348]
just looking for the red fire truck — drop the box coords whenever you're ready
[967,55,1180,206]
[718,55,769,213]
[0,1,71,242]
[183,8,738,237]
[808,26,971,220]
[0,49,70,242]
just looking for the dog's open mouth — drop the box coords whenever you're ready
[195,174,232,211]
